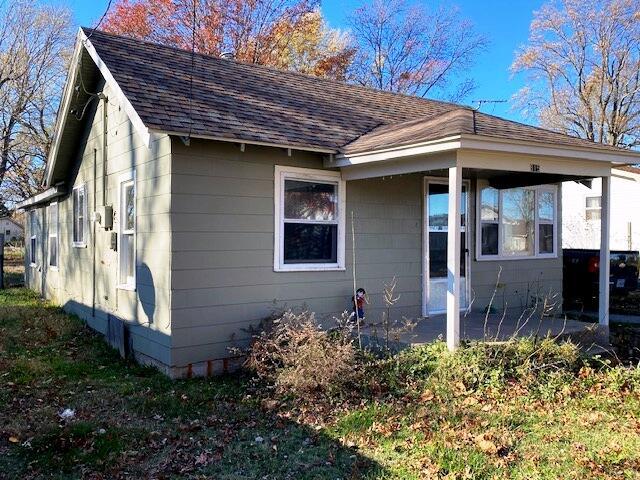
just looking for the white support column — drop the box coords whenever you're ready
[599,175,611,326]
[447,165,462,350]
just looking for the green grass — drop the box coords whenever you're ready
[2,246,24,287]
[1,288,640,479]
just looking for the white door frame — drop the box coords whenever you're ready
[422,176,471,316]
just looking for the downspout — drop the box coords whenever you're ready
[99,92,108,207]
[41,208,46,298]
[92,148,97,317]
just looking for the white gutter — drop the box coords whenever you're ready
[17,186,66,210]
[155,129,338,155]
[331,133,640,168]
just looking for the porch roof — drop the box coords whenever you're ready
[340,108,633,157]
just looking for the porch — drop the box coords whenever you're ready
[375,311,606,352]
[331,116,634,350]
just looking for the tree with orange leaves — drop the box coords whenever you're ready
[102,0,355,80]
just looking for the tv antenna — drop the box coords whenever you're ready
[472,99,507,112]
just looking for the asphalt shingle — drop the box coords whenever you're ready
[83,28,631,155]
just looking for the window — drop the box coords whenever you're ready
[29,211,36,265]
[119,177,135,288]
[477,183,557,260]
[30,236,36,264]
[5,229,9,236]
[479,187,499,256]
[48,202,58,268]
[72,185,87,246]
[586,196,601,221]
[274,166,345,271]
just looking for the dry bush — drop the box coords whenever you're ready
[245,310,362,399]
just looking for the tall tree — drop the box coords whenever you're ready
[0,0,72,207]
[512,0,640,148]
[102,0,355,80]
[347,0,487,101]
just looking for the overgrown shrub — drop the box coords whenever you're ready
[245,310,362,400]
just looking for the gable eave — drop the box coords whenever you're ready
[44,28,151,187]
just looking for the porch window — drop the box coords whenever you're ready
[119,177,136,289]
[48,202,58,268]
[72,184,87,247]
[477,183,557,260]
[274,166,345,271]
[585,196,601,221]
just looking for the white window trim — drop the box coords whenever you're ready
[72,184,88,248]
[273,165,346,272]
[117,172,136,290]
[585,195,602,222]
[476,182,558,261]
[48,201,59,270]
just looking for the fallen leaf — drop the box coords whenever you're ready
[420,389,434,401]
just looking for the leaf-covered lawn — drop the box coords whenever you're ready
[1,287,640,479]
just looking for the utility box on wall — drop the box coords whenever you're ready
[96,205,113,230]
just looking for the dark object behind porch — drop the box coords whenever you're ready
[563,248,639,310]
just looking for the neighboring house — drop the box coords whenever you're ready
[563,166,640,251]
[0,216,24,244]
[18,28,640,377]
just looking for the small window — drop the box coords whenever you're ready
[5,229,9,236]
[274,166,345,271]
[49,202,58,268]
[477,184,557,260]
[538,191,555,254]
[479,187,499,255]
[586,196,602,221]
[30,236,36,265]
[72,185,87,246]
[29,211,37,265]
[119,178,135,288]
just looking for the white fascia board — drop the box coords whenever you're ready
[17,186,66,210]
[44,33,84,187]
[330,133,639,170]
[45,29,152,187]
[155,129,337,154]
[80,29,151,148]
[459,134,640,164]
[329,136,462,167]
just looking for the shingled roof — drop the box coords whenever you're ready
[83,28,632,156]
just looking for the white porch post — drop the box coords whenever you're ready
[599,175,611,326]
[447,165,462,350]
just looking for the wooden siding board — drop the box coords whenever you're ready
[25,80,174,368]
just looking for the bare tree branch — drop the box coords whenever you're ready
[512,0,640,149]
[347,0,487,102]
[0,0,72,208]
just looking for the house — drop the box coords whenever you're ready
[0,216,24,244]
[18,28,640,378]
[563,166,640,252]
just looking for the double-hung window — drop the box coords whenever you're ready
[48,202,58,268]
[72,184,87,247]
[477,183,557,259]
[585,196,602,221]
[274,166,345,271]
[119,176,136,288]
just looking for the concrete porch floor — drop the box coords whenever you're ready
[362,311,604,350]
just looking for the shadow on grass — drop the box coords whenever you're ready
[0,288,386,479]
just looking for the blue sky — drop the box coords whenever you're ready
[56,0,544,123]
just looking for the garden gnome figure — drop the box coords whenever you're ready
[352,288,367,322]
